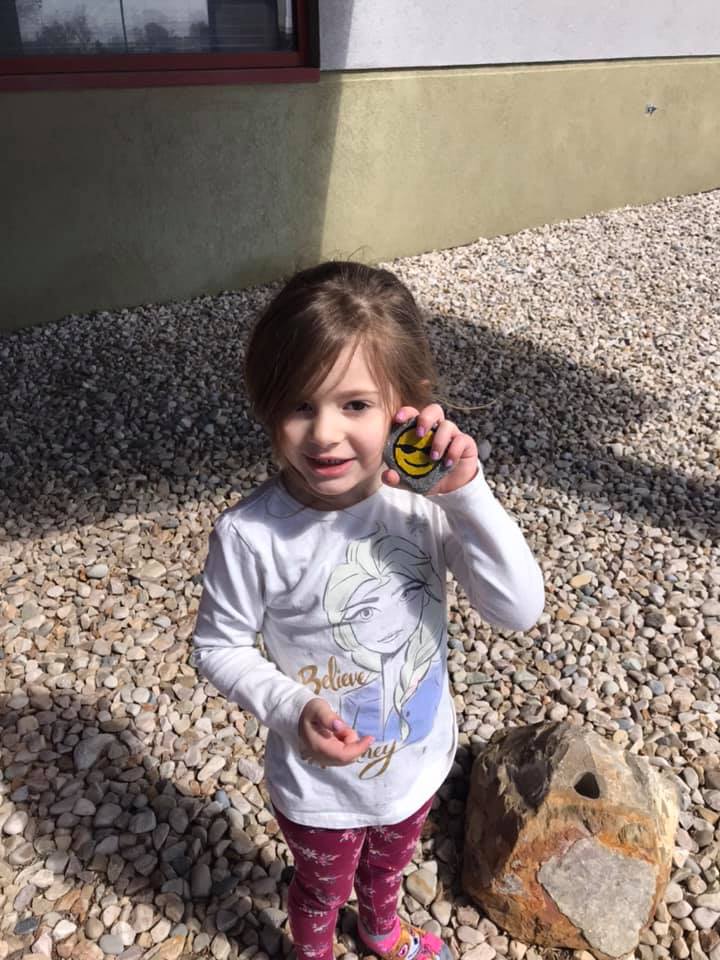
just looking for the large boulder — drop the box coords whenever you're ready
[462,722,679,959]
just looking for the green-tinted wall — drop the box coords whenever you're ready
[2,58,719,331]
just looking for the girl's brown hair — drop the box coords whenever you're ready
[244,261,439,442]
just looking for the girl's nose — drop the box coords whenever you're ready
[309,409,340,447]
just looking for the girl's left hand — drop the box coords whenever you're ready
[382,404,478,495]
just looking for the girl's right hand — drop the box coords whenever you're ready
[382,403,478,495]
[298,698,374,767]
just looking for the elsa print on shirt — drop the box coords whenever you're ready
[323,526,445,744]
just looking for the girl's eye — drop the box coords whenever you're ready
[345,400,369,412]
[294,402,312,413]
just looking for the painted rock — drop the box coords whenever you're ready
[462,721,679,960]
[383,418,452,494]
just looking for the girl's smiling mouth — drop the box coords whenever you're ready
[305,456,355,478]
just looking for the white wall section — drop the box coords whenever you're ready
[319,0,720,70]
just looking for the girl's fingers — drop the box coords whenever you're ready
[414,403,445,437]
[428,420,457,460]
[311,717,335,740]
[427,440,479,494]
[332,721,360,745]
[393,405,419,424]
[313,714,355,742]
[300,705,374,766]
[331,734,374,761]
[381,468,402,487]
[346,734,374,756]
[443,433,476,467]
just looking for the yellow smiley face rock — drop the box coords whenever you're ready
[383,418,451,494]
[394,425,434,477]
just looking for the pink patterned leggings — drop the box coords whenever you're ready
[275,797,433,960]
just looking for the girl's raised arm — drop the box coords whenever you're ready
[432,462,545,632]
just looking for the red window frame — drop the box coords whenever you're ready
[0,1,318,91]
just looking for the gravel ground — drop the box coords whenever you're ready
[1,189,719,960]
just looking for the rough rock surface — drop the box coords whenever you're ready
[464,722,680,957]
[463,722,679,957]
[539,838,656,955]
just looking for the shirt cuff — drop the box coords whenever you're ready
[427,459,489,509]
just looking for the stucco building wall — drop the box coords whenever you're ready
[319,0,720,69]
[1,3,720,331]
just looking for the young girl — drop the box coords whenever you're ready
[193,261,544,960]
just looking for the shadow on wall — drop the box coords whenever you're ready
[0,4,355,333]
[0,296,717,540]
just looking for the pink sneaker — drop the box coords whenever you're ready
[359,917,453,960]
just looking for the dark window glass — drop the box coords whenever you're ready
[0,0,296,58]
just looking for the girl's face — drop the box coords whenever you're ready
[278,343,395,510]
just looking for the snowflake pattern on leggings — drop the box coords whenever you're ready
[277,800,434,960]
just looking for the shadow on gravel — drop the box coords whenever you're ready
[0,302,716,538]
[0,689,294,956]
[0,688,468,955]
[424,314,719,541]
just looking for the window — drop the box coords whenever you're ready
[0,0,318,90]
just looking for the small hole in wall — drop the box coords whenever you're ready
[574,772,601,799]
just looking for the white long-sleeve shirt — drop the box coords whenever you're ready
[192,465,544,827]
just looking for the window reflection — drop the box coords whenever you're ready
[1,0,296,57]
